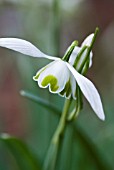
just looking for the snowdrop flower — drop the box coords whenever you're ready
[0,32,105,120]
[68,33,93,68]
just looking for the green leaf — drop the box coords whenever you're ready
[73,124,112,170]
[20,90,61,114]
[0,133,41,170]
[20,90,112,170]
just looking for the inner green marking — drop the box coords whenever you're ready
[33,67,47,81]
[33,74,40,81]
[41,75,59,92]
[60,80,71,97]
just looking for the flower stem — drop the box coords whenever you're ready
[43,99,71,170]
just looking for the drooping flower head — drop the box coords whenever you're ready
[0,28,105,120]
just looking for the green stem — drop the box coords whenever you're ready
[43,99,71,170]
[52,99,71,141]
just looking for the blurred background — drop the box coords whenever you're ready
[0,0,114,169]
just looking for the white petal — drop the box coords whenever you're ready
[79,49,93,68]
[68,46,80,65]
[70,73,76,99]
[38,60,70,93]
[81,33,94,47]
[66,34,94,69]
[58,81,71,99]
[0,38,59,60]
[33,62,54,81]
[81,33,94,67]
[59,72,76,99]
[66,63,105,120]
[89,51,93,67]
[69,46,92,68]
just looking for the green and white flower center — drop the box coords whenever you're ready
[33,60,76,99]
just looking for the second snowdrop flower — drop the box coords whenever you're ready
[0,28,105,120]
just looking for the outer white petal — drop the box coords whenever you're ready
[89,51,93,67]
[69,46,92,68]
[38,60,70,93]
[81,33,94,68]
[66,63,105,120]
[70,73,76,99]
[68,46,80,65]
[80,49,93,68]
[81,33,94,47]
[0,38,59,60]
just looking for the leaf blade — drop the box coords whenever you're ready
[0,133,41,170]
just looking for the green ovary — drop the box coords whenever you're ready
[41,75,59,92]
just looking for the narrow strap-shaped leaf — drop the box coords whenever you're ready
[20,90,61,114]
[0,134,41,170]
